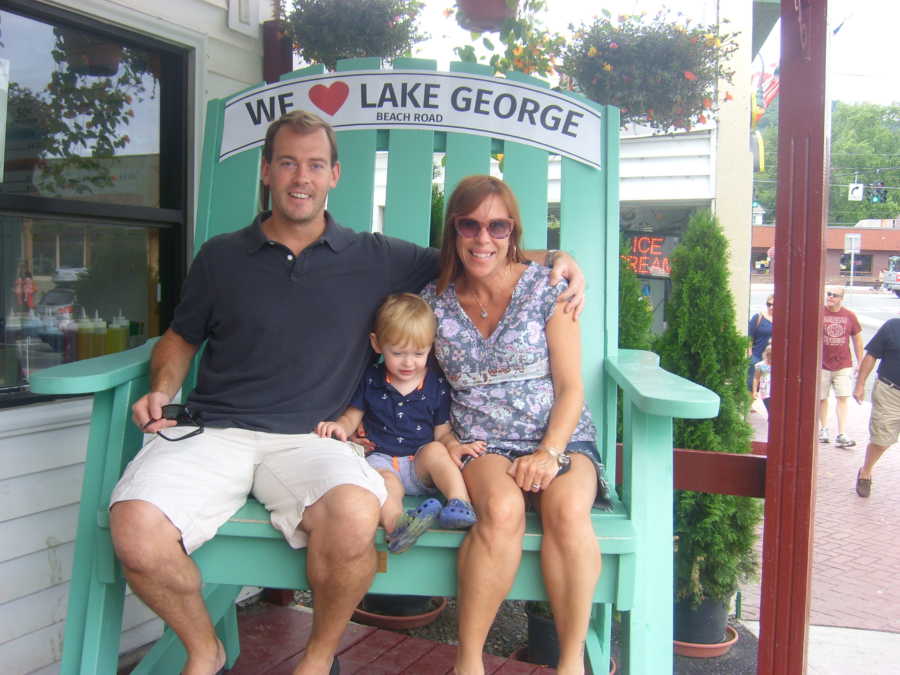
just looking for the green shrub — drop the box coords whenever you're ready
[653,210,761,605]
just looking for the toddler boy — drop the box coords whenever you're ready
[317,293,482,553]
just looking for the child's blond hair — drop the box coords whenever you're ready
[373,293,436,349]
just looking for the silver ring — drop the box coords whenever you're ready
[531,483,541,489]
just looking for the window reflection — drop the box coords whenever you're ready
[1,11,161,207]
[1,215,156,391]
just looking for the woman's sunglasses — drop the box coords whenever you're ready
[454,216,514,239]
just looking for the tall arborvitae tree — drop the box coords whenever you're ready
[654,210,761,606]
[618,239,654,352]
[617,239,654,440]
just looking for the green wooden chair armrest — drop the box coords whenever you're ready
[607,349,720,419]
[28,339,157,396]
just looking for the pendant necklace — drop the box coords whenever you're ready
[473,291,488,319]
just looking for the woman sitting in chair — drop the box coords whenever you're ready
[420,175,610,675]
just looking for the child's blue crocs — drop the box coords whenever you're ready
[386,498,441,554]
[438,498,477,530]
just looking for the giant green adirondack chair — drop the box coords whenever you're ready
[30,60,718,674]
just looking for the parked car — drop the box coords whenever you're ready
[883,256,900,297]
[38,287,77,317]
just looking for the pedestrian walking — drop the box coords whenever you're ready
[753,342,773,413]
[747,294,774,392]
[819,286,863,447]
[852,317,900,497]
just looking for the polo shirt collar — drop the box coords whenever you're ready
[243,211,355,254]
[371,363,428,398]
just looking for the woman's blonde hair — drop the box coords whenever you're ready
[373,293,436,349]
[435,175,527,295]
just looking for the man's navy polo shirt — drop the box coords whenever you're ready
[866,317,900,386]
[171,211,439,433]
[349,363,450,456]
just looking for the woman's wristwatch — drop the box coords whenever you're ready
[542,445,571,468]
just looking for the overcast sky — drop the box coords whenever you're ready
[414,0,898,106]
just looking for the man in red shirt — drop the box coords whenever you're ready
[820,286,864,446]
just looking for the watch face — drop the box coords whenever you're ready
[558,452,571,467]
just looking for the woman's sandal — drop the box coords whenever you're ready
[386,498,441,554]
[438,498,477,529]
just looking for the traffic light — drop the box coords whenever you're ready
[871,181,887,203]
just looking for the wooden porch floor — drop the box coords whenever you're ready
[225,604,556,674]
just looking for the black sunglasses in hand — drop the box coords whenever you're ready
[142,404,204,441]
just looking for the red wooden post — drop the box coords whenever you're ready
[758,1,829,673]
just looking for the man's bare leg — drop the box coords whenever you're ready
[835,395,850,436]
[292,484,381,675]
[110,500,225,675]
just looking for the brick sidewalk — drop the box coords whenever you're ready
[739,394,900,632]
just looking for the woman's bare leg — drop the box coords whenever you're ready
[537,455,600,675]
[454,456,525,675]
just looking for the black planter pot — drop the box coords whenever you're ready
[674,597,729,644]
[361,593,433,616]
[352,593,448,631]
[525,606,559,667]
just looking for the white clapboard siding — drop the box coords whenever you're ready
[0,504,79,564]
[0,620,64,675]
[0,583,68,646]
[619,129,715,202]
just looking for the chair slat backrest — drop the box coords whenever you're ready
[193,60,619,469]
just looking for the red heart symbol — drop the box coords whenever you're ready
[309,82,349,116]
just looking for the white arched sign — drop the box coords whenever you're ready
[220,70,603,169]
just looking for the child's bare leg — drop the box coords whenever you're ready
[415,442,470,502]
[377,469,405,533]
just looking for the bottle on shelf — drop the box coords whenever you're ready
[92,310,108,358]
[76,309,92,360]
[60,315,77,363]
[106,310,129,354]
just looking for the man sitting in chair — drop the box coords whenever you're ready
[113,110,584,675]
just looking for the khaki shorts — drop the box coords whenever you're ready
[820,367,853,398]
[110,427,387,553]
[869,379,900,448]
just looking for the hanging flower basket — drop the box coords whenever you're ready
[456,0,517,33]
[285,0,426,71]
[561,10,738,132]
[58,28,123,77]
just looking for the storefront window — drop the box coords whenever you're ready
[840,253,873,276]
[0,11,161,207]
[0,5,187,402]
[1,214,158,392]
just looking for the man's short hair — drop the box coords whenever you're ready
[373,293,436,349]
[262,110,338,166]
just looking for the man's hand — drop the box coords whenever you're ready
[853,383,866,404]
[132,391,176,433]
[547,251,585,319]
[316,421,348,441]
